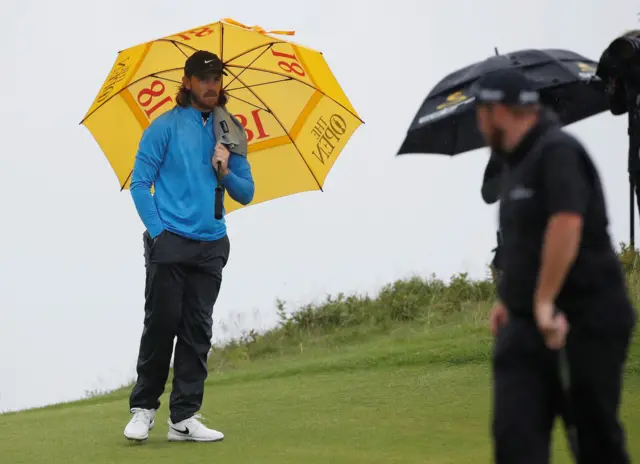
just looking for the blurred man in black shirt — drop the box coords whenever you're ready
[471,68,636,463]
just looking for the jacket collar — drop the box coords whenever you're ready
[178,105,213,127]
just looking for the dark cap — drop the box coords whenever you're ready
[184,50,228,78]
[470,68,539,106]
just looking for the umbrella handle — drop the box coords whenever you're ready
[215,160,224,220]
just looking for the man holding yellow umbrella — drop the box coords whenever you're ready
[123,49,253,443]
[80,18,362,443]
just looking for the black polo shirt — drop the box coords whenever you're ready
[496,109,636,332]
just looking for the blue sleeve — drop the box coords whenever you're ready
[129,118,169,238]
[222,153,255,205]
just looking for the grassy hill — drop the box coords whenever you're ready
[1,246,640,463]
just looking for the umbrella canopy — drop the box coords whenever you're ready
[396,48,608,156]
[81,18,362,213]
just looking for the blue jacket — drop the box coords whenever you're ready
[130,105,255,241]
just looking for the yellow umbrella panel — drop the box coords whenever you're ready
[81,18,363,213]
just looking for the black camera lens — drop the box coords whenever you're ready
[609,36,640,60]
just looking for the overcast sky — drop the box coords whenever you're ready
[0,0,636,413]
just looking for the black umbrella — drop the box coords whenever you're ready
[396,48,608,156]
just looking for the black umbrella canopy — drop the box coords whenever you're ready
[397,48,609,156]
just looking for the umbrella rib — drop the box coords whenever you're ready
[120,170,133,191]
[80,67,184,124]
[82,40,199,124]
[226,77,293,91]
[224,43,274,90]
[150,75,182,85]
[224,67,323,192]
[225,64,363,124]
[156,38,200,55]
[225,93,270,112]
[220,22,224,62]
[223,41,283,64]
[169,40,190,58]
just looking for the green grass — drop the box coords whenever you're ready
[2,245,640,463]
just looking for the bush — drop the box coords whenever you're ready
[208,242,640,368]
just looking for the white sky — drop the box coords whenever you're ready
[0,0,636,413]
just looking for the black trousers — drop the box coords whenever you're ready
[492,317,632,464]
[129,230,230,423]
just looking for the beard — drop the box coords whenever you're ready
[487,126,506,155]
[191,91,218,111]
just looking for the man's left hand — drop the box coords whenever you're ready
[213,143,230,177]
[535,300,569,350]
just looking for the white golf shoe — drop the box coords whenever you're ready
[124,408,156,441]
[167,414,224,442]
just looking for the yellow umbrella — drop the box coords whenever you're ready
[81,18,363,213]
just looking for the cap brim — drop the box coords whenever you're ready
[186,69,228,79]
[193,69,228,77]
